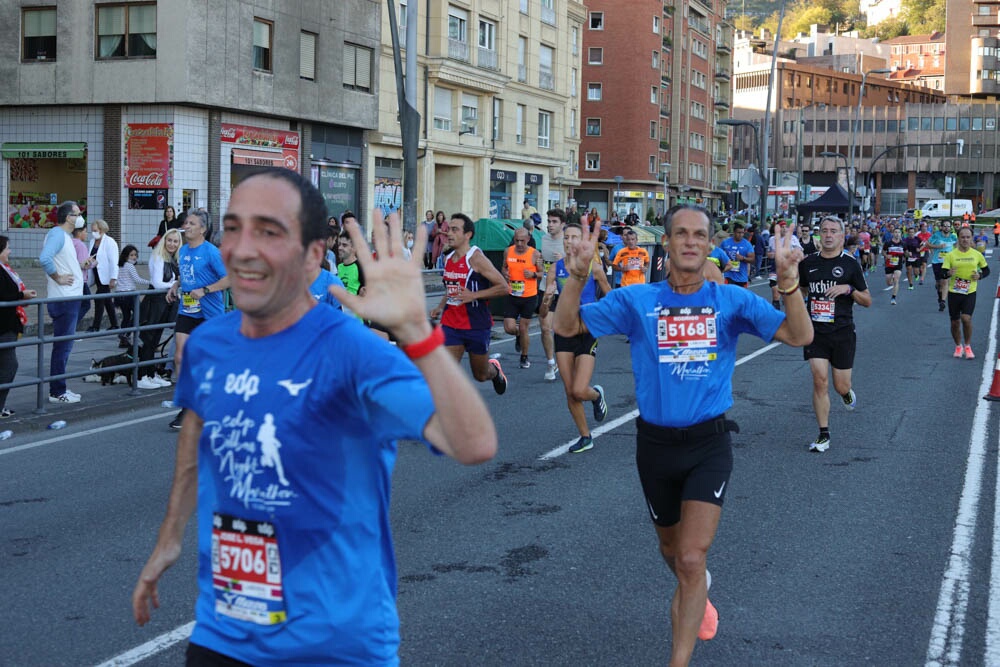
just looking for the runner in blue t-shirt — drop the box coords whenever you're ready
[553,204,813,667]
[309,266,344,309]
[132,169,498,666]
[928,221,958,311]
[718,223,755,286]
[167,209,229,429]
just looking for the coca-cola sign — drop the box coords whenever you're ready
[124,123,173,192]
[127,172,165,187]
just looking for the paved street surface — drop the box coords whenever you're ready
[4,264,1000,666]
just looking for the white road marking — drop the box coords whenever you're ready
[539,341,782,460]
[0,411,172,457]
[925,289,999,666]
[93,622,195,667]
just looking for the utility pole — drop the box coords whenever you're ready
[760,0,787,229]
[387,1,419,232]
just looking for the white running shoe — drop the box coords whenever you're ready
[153,375,172,387]
[136,377,161,390]
[49,392,81,404]
[544,363,557,381]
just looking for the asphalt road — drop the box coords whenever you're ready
[3,267,1000,666]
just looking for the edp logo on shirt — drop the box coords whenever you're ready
[225,369,260,402]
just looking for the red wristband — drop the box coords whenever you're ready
[402,326,444,360]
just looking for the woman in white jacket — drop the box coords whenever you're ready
[87,219,119,332]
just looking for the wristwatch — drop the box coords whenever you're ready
[203,285,211,294]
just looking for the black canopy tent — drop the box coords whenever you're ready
[795,184,852,214]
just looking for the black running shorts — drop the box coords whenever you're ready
[554,331,598,357]
[175,314,205,336]
[932,263,948,281]
[635,417,734,527]
[948,291,977,320]
[803,327,856,370]
[503,295,537,320]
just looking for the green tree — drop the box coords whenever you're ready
[864,15,908,39]
[903,0,945,34]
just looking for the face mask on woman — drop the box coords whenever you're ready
[92,231,102,240]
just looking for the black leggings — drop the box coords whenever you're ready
[92,274,119,330]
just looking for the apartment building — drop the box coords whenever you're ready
[945,0,1000,97]
[369,0,585,221]
[576,0,733,219]
[884,33,946,91]
[1,0,379,258]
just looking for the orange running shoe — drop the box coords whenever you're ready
[698,598,719,641]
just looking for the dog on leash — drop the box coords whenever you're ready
[90,352,135,387]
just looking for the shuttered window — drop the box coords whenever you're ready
[300,31,316,80]
[343,43,372,93]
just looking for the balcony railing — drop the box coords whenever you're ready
[715,70,730,80]
[448,39,469,62]
[688,17,710,35]
[713,152,728,164]
[714,99,730,108]
[541,5,556,25]
[477,47,498,70]
[539,67,554,90]
[716,40,732,54]
[973,13,1000,27]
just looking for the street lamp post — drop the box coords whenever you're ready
[718,118,765,226]
[849,67,891,222]
[660,162,671,216]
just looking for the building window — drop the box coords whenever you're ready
[478,19,497,69]
[520,0,529,13]
[397,0,407,29]
[649,156,657,174]
[652,51,659,69]
[434,87,452,131]
[585,152,600,170]
[586,118,601,136]
[251,18,272,71]
[588,47,603,65]
[651,86,657,103]
[493,98,502,141]
[343,43,373,92]
[97,3,157,59]
[541,0,555,26]
[539,45,554,90]
[569,108,577,137]
[538,111,552,148]
[461,93,479,134]
[650,121,657,138]
[570,68,577,96]
[589,12,604,30]
[516,104,525,143]
[653,16,660,34]
[571,26,579,55]
[448,6,468,61]
[587,83,602,101]
[300,31,316,80]
[517,37,527,82]
[22,7,57,61]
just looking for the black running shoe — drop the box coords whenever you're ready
[489,359,507,395]
[592,385,608,422]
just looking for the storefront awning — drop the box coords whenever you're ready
[2,142,87,159]
[232,148,284,167]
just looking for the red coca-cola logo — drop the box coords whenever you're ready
[220,126,238,139]
[128,172,164,187]
[284,135,299,147]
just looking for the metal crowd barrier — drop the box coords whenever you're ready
[0,288,174,413]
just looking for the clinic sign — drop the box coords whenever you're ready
[124,123,173,189]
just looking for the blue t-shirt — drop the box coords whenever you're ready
[554,259,597,305]
[309,269,344,310]
[719,237,754,283]
[581,281,784,426]
[178,241,226,319]
[929,231,957,263]
[709,246,730,270]
[176,306,435,665]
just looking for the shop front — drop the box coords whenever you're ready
[311,124,363,220]
[489,169,516,219]
[2,142,88,229]
[572,189,609,220]
[221,123,301,191]
[616,190,647,221]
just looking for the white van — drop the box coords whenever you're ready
[919,199,974,218]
